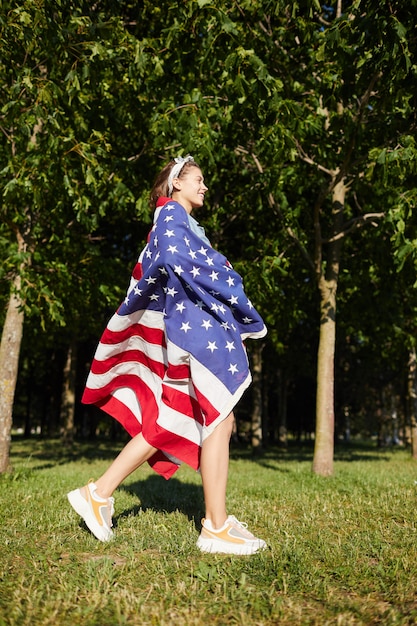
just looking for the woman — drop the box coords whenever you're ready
[67,155,267,555]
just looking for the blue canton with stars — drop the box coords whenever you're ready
[119,201,267,393]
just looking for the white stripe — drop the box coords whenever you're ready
[94,335,166,365]
[112,387,143,422]
[157,403,203,446]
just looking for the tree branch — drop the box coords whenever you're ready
[322,212,385,244]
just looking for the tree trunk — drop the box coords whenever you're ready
[312,177,346,476]
[60,340,77,446]
[0,275,25,473]
[251,342,264,451]
[407,346,417,459]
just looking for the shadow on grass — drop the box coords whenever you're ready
[117,475,204,525]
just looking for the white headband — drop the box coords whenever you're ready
[167,155,194,196]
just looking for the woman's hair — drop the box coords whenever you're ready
[149,158,200,208]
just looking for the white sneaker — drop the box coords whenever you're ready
[67,481,114,542]
[196,515,267,555]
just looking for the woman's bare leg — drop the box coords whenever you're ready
[199,412,234,529]
[93,433,157,499]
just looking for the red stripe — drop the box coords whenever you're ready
[161,383,204,424]
[90,349,166,379]
[100,323,166,347]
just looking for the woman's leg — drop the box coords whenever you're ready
[94,432,157,498]
[199,412,234,529]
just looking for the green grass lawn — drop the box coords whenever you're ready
[1,438,417,625]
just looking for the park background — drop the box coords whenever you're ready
[1,2,417,624]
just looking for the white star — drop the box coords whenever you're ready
[228,363,238,374]
[124,297,129,305]
[223,264,232,272]
[184,236,190,246]
[166,287,178,297]
[167,245,178,254]
[154,252,160,261]
[225,341,235,352]
[205,257,214,266]
[145,248,152,259]
[207,341,218,353]
[242,316,253,324]
[145,276,157,284]
[209,271,219,282]
[221,321,231,331]
[133,286,142,295]
[164,229,175,238]
[149,293,159,301]
[190,266,200,278]
[198,246,208,256]
[218,304,226,314]
[228,295,239,305]
[153,236,158,247]
[174,264,184,275]
[210,302,219,313]
[246,300,254,310]
[188,249,197,259]
[164,215,174,222]
[201,319,212,330]
[195,300,205,310]
[226,277,235,287]
[165,204,175,211]
[180,321,192,333]
[176,302,186,313]
[159,267,168,276]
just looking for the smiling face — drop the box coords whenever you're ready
[171,166,208,214]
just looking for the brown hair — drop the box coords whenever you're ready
[149,158,200,208]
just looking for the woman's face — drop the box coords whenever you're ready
[172,166,208,214]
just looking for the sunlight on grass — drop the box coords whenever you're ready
[1,439,417,625]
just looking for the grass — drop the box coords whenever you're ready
[1,438,417,625]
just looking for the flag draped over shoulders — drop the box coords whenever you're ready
[82,199,267,479]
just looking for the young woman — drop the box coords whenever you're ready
[67,155,267,555]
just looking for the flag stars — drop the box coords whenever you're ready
[198,246,208,256]
[176,302,186,313]
[133,286,142,296]
[145,248,152,259]
[184,236,190,246]
[206,341,218,353]
[226,276,235,287]
[225,341,236,352]
[221,321,231,331]
[188,249,197,259]
[164,229,175,238]
[201,319,212,330]
[164,215,174,222]
[228,295,239,305]
[180,321,192,333]
[205,257,214,266]
[145,276,157,285]
[190,266,200,278]
[153,236,158,247]
[149,293,159,301]
[228,363,239,374]
[209,271,219,282]
[242,316,253,324]
[174,264,184,275]
[167,245,178,254]
[166,287,178,297]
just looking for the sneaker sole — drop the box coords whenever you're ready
[67,489,113,542]
[196,536,266,555]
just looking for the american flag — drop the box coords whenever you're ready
[82,199,267,479]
